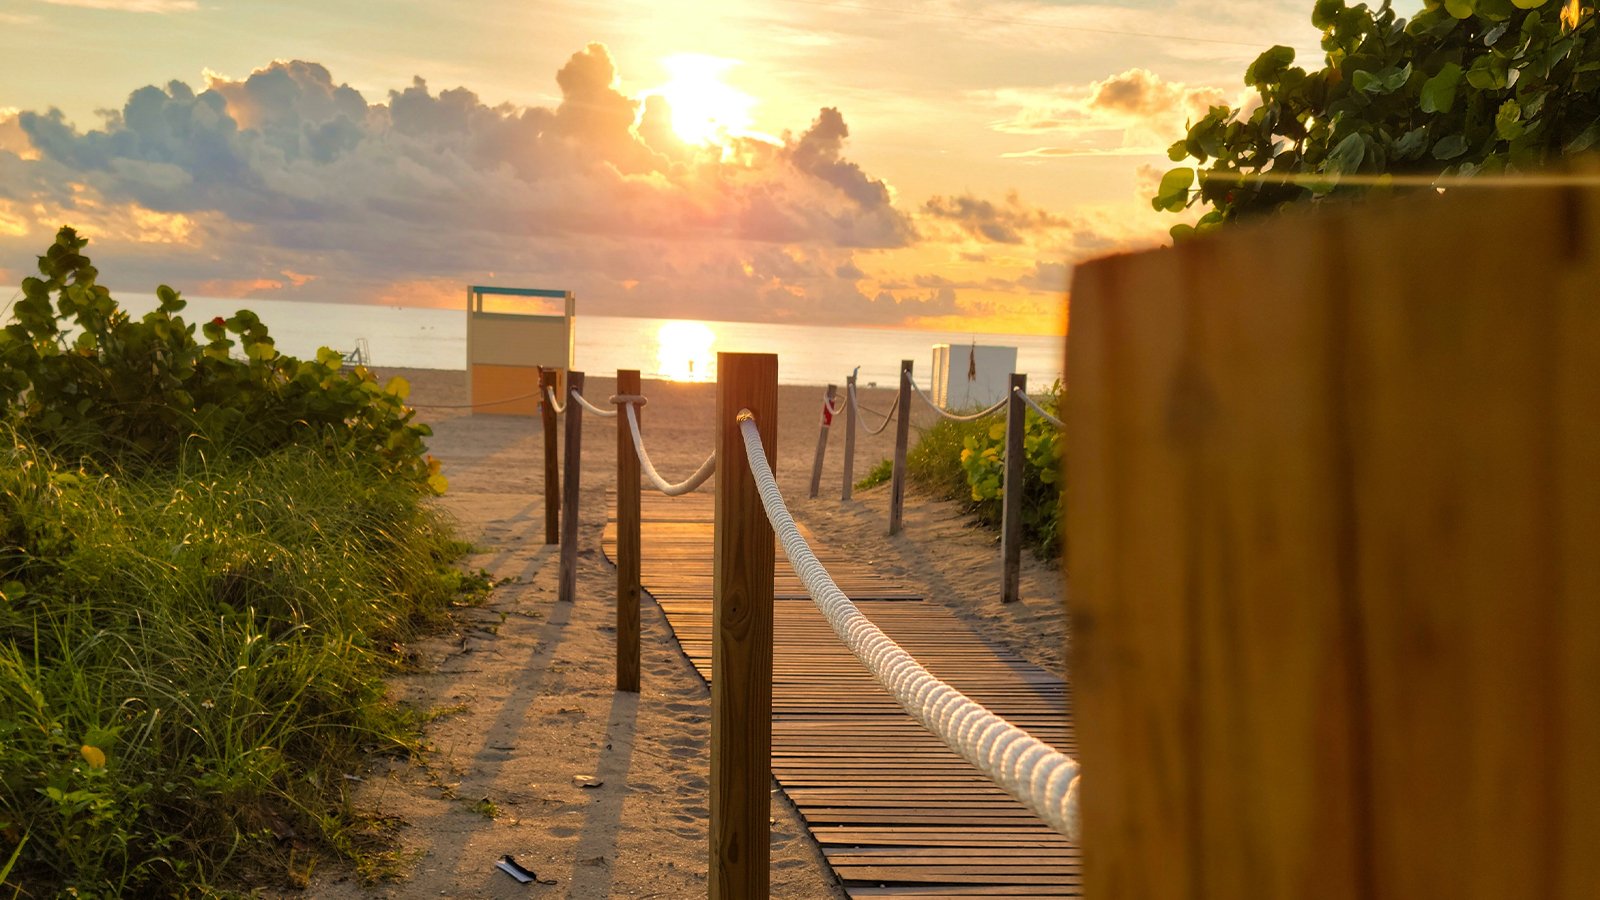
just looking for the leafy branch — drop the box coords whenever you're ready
[1156,0,1600,235]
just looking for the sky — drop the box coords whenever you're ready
[0,0,1364,334]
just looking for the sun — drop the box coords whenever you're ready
[655,320,716,382]
[651,54,755,146]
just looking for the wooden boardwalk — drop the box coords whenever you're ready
[601,492,1080,897]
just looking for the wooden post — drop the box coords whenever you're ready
[1066,185,1600,899]
[1001,373,1027,604]
[841,373,857,501]
[558,370,584,605]
[888,359,913,535]
[615,370,641,693]
[540,368,560,545]
[807,384,836,499]
[710,352,778,900]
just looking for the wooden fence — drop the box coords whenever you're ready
[1066,184,1600,898]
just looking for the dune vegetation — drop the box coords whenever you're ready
[0,228,481,896]
[905,385,1064,559]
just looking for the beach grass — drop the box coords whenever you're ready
[0,432,485,895]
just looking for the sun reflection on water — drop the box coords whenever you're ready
[655,320,716,382]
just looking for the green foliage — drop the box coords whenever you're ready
[854,457,894,491]
[905,386,1064,558]
[0,433,484,895]
[0,227,443,493]
[1159,0,1600,233]
[956,391,1064,558]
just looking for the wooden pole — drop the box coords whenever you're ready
[841,373,857,501]
[808,384,836,499]
[1001,373,1027,604]
[540,367,560,545]
[710,352,778,900]
[558,370,584,605]
[889,359,913,535]
[615,370,641,693]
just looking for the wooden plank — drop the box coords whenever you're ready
[1066,249,1196,899]
[709,352,778,900]
[1557,186,1600,900]
[1346,188,1566,900]
[1181,212,1363,898]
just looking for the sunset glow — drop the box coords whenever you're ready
[651,54,755,146]
[655,320,716,382]
[0,1,1318,337]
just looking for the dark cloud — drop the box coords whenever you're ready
[922,191,1070,244]
[1020,260,1068,292]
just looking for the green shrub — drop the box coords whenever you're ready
[0,227,442,492]
[906,417,985,500]
[0,434,480,895]
[854,458,893,491]
[905,386,1064,558]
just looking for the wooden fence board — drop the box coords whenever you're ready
[1068,184,1600,900]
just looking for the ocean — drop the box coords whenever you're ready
[108,295,1066,388]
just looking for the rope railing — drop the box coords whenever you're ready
[850,381,899,435]
[1015,386,1064,428]
[906,373,1009,421]
[571,388,619,418]
[624,404,716,495]
[737,412,1081,839]
[544,385,567,415]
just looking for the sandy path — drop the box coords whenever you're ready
[304,368,1068,897]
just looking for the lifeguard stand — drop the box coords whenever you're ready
[465,285,574,416]
[931,343,1017,409]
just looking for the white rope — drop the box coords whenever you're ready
[625,404,716,496]
[1015,387,1064,429]
[737,414,1080,839]
[571,389,618,418]
[823,391,846,417]
[543,386,567,415]
[850,381,899,435]
[907,374,1009,422]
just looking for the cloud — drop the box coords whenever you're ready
[42,0,197,11]
[985,67,1239,157]
[922,192,1070,244]
[0,45,1089,329]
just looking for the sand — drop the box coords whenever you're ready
[304,368,1068,898]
